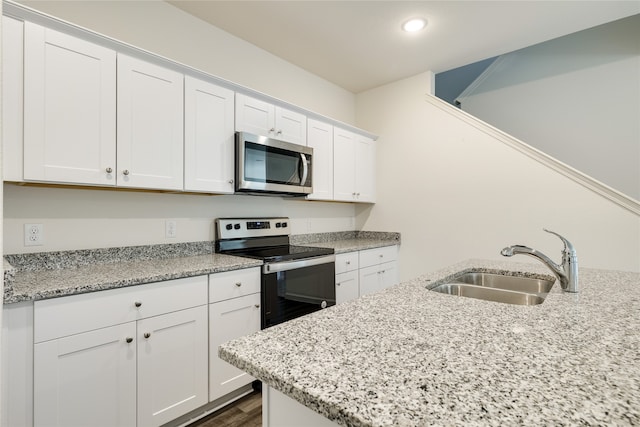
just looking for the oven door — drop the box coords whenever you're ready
[261,255,335,329]
[236,131,313,195]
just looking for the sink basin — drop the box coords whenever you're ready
[430,283,546,305]
[452,272,554,293]
[429,271,555,305]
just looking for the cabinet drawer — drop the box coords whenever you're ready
[359,245,398,268]
[335,252,359,274]
[209,267,261,303]
[34,276,208,343]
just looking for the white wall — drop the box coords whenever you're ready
[18,0,356,124]
[2,1,359,254]
[457,15,640,200]
[3,185,356,254]
[355,71,640,281]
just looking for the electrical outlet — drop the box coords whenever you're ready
[165,220,177,238]
[24,223,44,246]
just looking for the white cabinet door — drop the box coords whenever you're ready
[137,305,208,427]
[117,54,184,190]
[184,76,235,193]
[235,94,306,144]
[359,264,384,297]
[23,22,116,186]
[333,127,357,202]
[33,323,136,427]
[209,293,261,402]
[335,270,359,305]
[275,106,307,145]
[235,93,275,137]
[359,262,398,297]
[2,16,24,182]
[355,135,376,203]
[307,119,333,200]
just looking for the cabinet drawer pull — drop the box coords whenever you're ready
[125,337,133,343]
[144,332,151,339]
[254,304,260,309]
[336,282,341,286]
[123,169,130,176]
[235,282,242,287]
[134,301,142,308]
[346,261,351,265]
[106,167,113,174]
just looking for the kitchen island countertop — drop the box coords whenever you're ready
[219,259,640,426]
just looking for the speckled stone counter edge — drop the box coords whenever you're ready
[290,231,400,245]
[3,230,400,303]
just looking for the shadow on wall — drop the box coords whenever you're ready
[433,14,640,201]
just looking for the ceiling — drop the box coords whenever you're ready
[167,1,639,94]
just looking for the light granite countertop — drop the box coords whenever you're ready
[219,259,640,426]
[3,232,400,304]
[4,253,262,304]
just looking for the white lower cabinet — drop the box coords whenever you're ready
[335,252,360,304]
[359,246,399,297]
[34,323,137,427]
[335,246,399,302]
[209,268,261,402]
[136,306,208,427]
[32,276,208,427]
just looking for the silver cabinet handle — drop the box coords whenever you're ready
[277,130,282,135]
[235,282,242,287]
[134,301,142,308]
[346,261,351,265]
[228,179,234,184]
[125,337,133,343]
[254,304,260,308]
[123,170,130,176]
[106,167,113,174]
[269,127,275,133]
[144,332,151,339]
[336,282,341,286]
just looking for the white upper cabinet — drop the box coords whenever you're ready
[2,16,24,182]
[306,119,334,200]
[235,93,307,145]
[333,128,357,201]
[184,76,235,193]
[333,127,376,203]
[117,54,184,190]
[23,22,117,185]
[355,134,376,203]
[275,106,307,145]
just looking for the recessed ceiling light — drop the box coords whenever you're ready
[402,18,427,32]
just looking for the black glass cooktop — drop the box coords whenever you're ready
[224,245,334,262]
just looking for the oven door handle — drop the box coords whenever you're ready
[263,254,335,274]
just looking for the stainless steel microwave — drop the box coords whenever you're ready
[235,131,313,196]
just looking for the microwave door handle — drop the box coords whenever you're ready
[300,153,308,185]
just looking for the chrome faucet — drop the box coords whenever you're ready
[501,229,578,293]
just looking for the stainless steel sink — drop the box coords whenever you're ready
[452,272,554,293]
[429,271,555,306]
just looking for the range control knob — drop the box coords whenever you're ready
[234,223,241,230]
[275,222,282,228]
[281,222,288,228]
[225,224,233,230]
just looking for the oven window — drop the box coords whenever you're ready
[262,261,335,329]
[244,142,301,185]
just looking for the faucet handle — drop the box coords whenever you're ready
[543,229,576,254]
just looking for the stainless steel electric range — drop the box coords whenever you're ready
[215,218,336,329]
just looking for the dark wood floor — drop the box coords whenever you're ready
[188,391,261,427]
